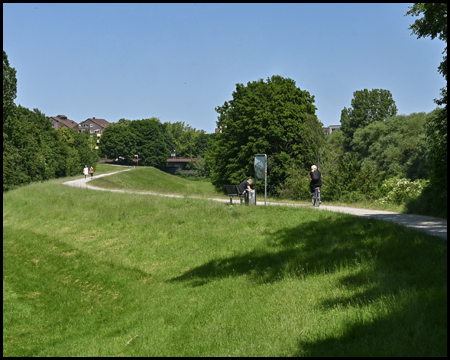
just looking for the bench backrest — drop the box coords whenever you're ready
[223,185,240,195]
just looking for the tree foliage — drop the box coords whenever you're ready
[163,121,211,158]
[425,107,447,187]
[3,50,98,191]
[98,122,135,161]
[3,50,17,127]
[208,75,324,194]
[100,117,170,167]
[3,105,98,191]
[351,112,430,180]
[406,3,447,207]
[406,3,447,107]
[340,89,397,151]
[129,118,171,167]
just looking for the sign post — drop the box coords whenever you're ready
[254,154,267,205]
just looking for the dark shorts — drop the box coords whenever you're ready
[310,183,321,193]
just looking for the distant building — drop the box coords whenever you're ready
[164,157,196,175]
[49,115,78,130]
[76,117,110,150]
[322,125,341,135]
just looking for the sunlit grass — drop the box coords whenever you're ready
[89,166,219,198]
[88,166,405,213]
[3,171,447,356]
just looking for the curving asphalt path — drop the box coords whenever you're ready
[63,168,447,240]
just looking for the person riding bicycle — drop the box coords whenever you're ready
[307,165,322,203]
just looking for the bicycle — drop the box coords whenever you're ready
[311,187,321,207]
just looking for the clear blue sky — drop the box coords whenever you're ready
[3,3,446,132]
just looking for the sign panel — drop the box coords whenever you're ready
[254,155,266,180]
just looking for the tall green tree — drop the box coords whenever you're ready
[57,127,82,176]
[406,3,447,204]
[3,50,17,130]
[406,3,447,107]
[164,121,207,158]
[194,131,212,157]
[3,50,97,191]
[99,122,135,161]
[209,75,324,194]
[340,89,398,151]
[129,118,170,167]
[351,112,430,180]
[3,106,69,190]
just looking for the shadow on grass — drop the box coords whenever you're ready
[170,215,447,356]
[171,215,446,287]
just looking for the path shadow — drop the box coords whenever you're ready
[359,213,447,239]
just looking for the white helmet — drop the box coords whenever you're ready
[311,165,317,170]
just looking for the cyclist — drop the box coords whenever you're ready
[307,165,322,203]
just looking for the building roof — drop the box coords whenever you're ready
[50,115,78,129]
[80,117,110,127]
[167,158,196,162]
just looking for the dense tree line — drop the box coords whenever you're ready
[207,75,324,194]
[405,3,447,215]
[99,118,214,167]
[3,50,99,191]
[205,5,446,217]
[206,78,444,216]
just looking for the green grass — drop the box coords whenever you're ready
[93,163,133,176]
[89,166,406,213]
[89,166,219,198]
[3,170,447,356]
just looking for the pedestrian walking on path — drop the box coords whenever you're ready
[89,166,94,179]
[83,165,89,179]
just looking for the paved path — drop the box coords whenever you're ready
[63,169,447,240]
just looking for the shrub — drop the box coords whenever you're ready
[175,169,197,178]
[404,183,447,218]
[275,166,311,200]
[375,177,428,205]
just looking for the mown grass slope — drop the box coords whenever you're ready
[89,166,219,198]
[3,170,447,356]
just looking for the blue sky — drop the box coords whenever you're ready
[3,3,446,132]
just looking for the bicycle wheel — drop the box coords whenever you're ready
[313,189,318,207]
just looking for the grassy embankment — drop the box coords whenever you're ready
[3,166,447,356]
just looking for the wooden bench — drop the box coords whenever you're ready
[223,185,247,204]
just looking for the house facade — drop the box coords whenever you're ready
[322,125,341,135]
[49,115,78,130]
[75,117,110,150]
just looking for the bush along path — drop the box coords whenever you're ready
[63,168,447,240]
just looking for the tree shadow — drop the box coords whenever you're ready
[358,212,447,240]
[169,215,447,355]
[170,215,446,287]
